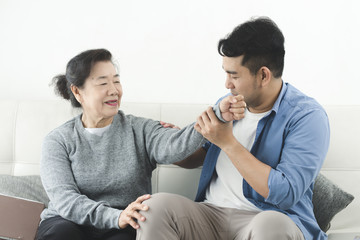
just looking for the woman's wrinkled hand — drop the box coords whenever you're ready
[118,194,151,229]
[220,94,246,121]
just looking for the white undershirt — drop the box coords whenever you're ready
[85,125,111,136]
[205,108,270,211]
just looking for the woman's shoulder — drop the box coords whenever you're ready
[116,110,159,127]
[45,116,78,141]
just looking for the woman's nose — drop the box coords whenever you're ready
[108,82,118,95]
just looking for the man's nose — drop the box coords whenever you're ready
[225,75,233,89]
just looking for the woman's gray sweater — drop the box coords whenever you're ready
[40,110,205,229]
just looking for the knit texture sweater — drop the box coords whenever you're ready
[40,110,205,229]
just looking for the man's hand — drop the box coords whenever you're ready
[159,121,180,129]
[194,107,235,148]
[220,95,246,121]
[118,194,151,229]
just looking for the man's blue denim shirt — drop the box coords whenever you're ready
[196,82,330,240]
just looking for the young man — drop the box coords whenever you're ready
[136,17,330,240]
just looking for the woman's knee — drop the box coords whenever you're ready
[36,217,85,240]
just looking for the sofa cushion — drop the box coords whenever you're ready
[0,174,49,207]
[313,173,354,232]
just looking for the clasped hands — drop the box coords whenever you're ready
[194,94,246,148]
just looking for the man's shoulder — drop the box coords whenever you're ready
[281,83,325,114]
[275,83,328,128]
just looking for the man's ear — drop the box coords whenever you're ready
[259,67,272,87]
[70,84,82,104]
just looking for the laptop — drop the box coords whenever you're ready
[0,194,44,240]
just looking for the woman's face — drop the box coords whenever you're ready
[75,61,123,127]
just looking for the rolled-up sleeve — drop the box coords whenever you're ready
[265,108,330,210]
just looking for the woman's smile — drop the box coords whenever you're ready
[105,99,118,106]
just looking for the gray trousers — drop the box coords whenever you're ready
[136,193,305,240]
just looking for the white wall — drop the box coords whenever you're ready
[0,0,359,105]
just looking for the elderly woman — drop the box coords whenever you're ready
[35,49,206,240]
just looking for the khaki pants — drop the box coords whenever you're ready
[137,193,304,240]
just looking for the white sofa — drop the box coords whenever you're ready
[0,100,359,240]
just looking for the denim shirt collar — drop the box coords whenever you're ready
[269,80,287,115]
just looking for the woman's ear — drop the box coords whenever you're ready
[70,85,82,104]
[259,66,272,87]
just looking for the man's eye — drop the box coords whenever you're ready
[114,80,120,84]
[100,83,107,86]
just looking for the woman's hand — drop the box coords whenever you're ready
[220,94,246,121]
[118,194,151,229]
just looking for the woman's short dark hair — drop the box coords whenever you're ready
[218,17,285,78]
[52,48,113,108]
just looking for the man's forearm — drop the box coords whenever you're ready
[222,138,271,199]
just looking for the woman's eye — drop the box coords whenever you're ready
[114,81,120,84]
[100,83,107,86]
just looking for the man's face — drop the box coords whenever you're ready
[222,56,262,109]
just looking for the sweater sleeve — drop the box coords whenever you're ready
[133,117,206,165]
[40,132,122,229]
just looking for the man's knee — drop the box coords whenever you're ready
[139,192,187,223]
[137,193,192,239]
[246,211,304,240]
[141,192,175,212]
